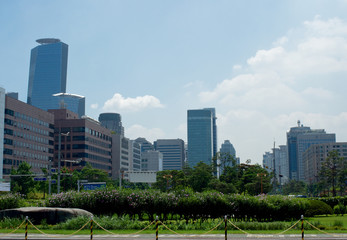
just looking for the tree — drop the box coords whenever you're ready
[188,162,214,192]
[237,164,272,195]
[11,162,35,196]
[153,170,188,192]
[319,150,346,197]
[282,180,306,195]
[213,152,236,176]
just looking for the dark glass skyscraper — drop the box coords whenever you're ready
[187,108,217,168]
[98,113,124,136]
[27,38,68,110]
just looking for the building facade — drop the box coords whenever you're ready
[27,38,68,111]
[154,139,185,170]
[0,88,6,179]
[129,140,141,172]
[49,109,112,176]
[99,113,124,136]
[187,108,217,167]
[287,121,335,181]
[3,95,55,177]
[52,93,85,117]
[141,150,163,171]
[303,142,347,184]
[134,137,154,153]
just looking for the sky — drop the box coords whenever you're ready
[1,0,347,165]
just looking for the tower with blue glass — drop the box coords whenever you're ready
[187,108,217,168]
[27,38,68,110]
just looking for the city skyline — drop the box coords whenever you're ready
[1,1,347,164]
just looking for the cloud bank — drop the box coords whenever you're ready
[102,93,164,112]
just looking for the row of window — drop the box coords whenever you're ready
[5,108,52,128]
[12,149,50,161]
[56,127,111,141]
[5,118,52,137]
[71,152,111,163]
[13,130,52,145]
[13,140,53,154]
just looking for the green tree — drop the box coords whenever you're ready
[319,150,346,197]
[10,162,35,196]
[207,178,237,194]
[153,170,188,192]
[237,164,272,195]
[282,180,307,195]
[188,162,214,192]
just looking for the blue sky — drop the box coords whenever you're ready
[1,0,347,164]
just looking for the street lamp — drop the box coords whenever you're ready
[257,173,267,194]
[57,131,69,194]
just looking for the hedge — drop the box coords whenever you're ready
[46,189,308,221]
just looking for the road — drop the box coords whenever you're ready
[0,233,347,240]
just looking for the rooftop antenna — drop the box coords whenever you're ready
[297,120,301,127]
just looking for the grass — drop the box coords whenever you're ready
[0,215,346,235]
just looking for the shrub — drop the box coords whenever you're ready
[0,193,24,210]
[305,200,333,217]
[333,204,346,216]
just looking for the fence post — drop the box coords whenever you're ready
[156,215,159,240]
[25,216,28,240]
[301,215,304,240]
[225,215,227,240]
[90,215,93,240]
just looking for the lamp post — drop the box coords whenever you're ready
[163,174,173,190]
[257,173,267,194]
[57,131,69,194]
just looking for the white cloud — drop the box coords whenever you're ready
[232,64,242,70]
[198,16,347,163]
[90,103,98,109]
[126,124,165,142]
[102,93,164,112]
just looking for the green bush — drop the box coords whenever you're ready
[0,193,24,210]
[333,204,346,216]
[305,200,333,217]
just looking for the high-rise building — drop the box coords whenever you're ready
[287,121,335,181]
[220,140,236,158]
[134,137,154,152]
[27,38,68,111]
[99,113,124,136]
[154,139,185,170]
[4,94,54,178]
[141,150,163,171]
[0,88,6,179]
[303,142,347,184]
[53,93,85,117]
[49,109,112,176]
[187,108,217,168]
[129,140,141,172]
[263,145,289,185]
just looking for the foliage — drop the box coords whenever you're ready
[0,193,24,210]
[333,204,346,216]
[305,200,333,217]
[46,189,310,222]
[282,180,307,195]
[10,162,35,197]
[319,150,346,197]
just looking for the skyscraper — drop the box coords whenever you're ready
[187,108,217,168]
[98,113,124,136]
[154,139,185,170]
[287,121,335,181]
[27,38,68,110]
[53,93,85,117]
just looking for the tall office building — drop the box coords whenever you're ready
[263,145,289,185]
[303,142,347,184]
[187,108,217,168]
[134,137,154,152]
[4,95,54,177]
[154,139,185,170]
[53,93,85,117]
[99,113,124,136]
[141,150,163,171]
[27,38,68,111]
[0,88,5,179]
[287,121,335,181]
[220,140,236,159]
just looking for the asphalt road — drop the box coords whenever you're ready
[0,233,347,240]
